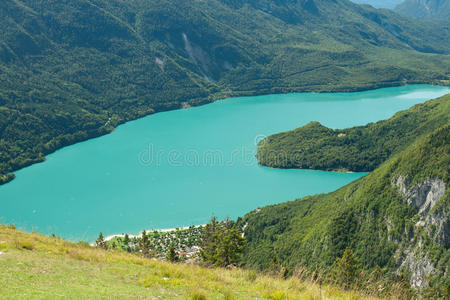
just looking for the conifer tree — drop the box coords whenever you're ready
[166,243,179,262]
[328,248,359,289]
[124,233,130,245]
[95,232,108,249]
[200,216,220,263]
[138,230,153,257]
[123,233,131,252]
[200,217,245,267]
[216,219,245,267]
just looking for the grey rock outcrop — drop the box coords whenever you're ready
[398,251,435,290]
[393,176,446,216]
[392,175,448,290]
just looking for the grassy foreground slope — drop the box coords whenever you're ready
[1,0,450,183]
[0,225,375,299]
[257,93,450,171]
[244,104,449,295]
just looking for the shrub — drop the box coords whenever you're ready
[245,270,258,282]
[190,290,207,300]
[263,290,288,300]
[19,241,34,250]
[222,290,235,300]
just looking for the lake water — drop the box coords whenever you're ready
[1,85,448,241]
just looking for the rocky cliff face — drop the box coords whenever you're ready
[394,176,446,217]
[393,175,448,290]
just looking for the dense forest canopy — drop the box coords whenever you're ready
[1,0,450,183]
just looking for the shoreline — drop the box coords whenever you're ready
[2,83,444,186]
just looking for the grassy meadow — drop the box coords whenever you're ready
[0,225,378,299]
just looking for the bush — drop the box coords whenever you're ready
[263,290,288,300]
[18,241,34,251]
[222,290,235,300]
[190,290,207,300]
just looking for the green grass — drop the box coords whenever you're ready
[0,225,377,299]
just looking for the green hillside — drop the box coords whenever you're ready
[243,97,449,297]
[0,225,378,299]
[1,0,450,184]
[257,94,450,171]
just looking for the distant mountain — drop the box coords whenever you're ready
[351,0,403,9]
[1,0,450,184]
[244,94,450,295]
[395,0,450,20]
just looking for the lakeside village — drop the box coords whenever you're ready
[94,218,246,266]
[102,225,204,261]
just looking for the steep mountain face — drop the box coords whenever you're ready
[242,95,450,295]
[1,0,450,183]
[395,0,450,20]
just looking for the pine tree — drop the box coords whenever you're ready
[95,232,108,250]
[200,216,220,263]
[200,217,245,267]
[138,230,153,257]
[124,233,130,244]
[216,220,245,267]
[328,248,359,289]
[166,243,179,262]
[123,233,131,252]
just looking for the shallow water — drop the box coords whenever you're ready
[1,85,448,241]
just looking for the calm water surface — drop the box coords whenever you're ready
[1,85,448,240]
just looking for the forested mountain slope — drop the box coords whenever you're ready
[243,95,450,296]
[1,0,450,184]
[257,94,450,171]
[395,0,450,20]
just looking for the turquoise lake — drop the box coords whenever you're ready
[1,85,448,241]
